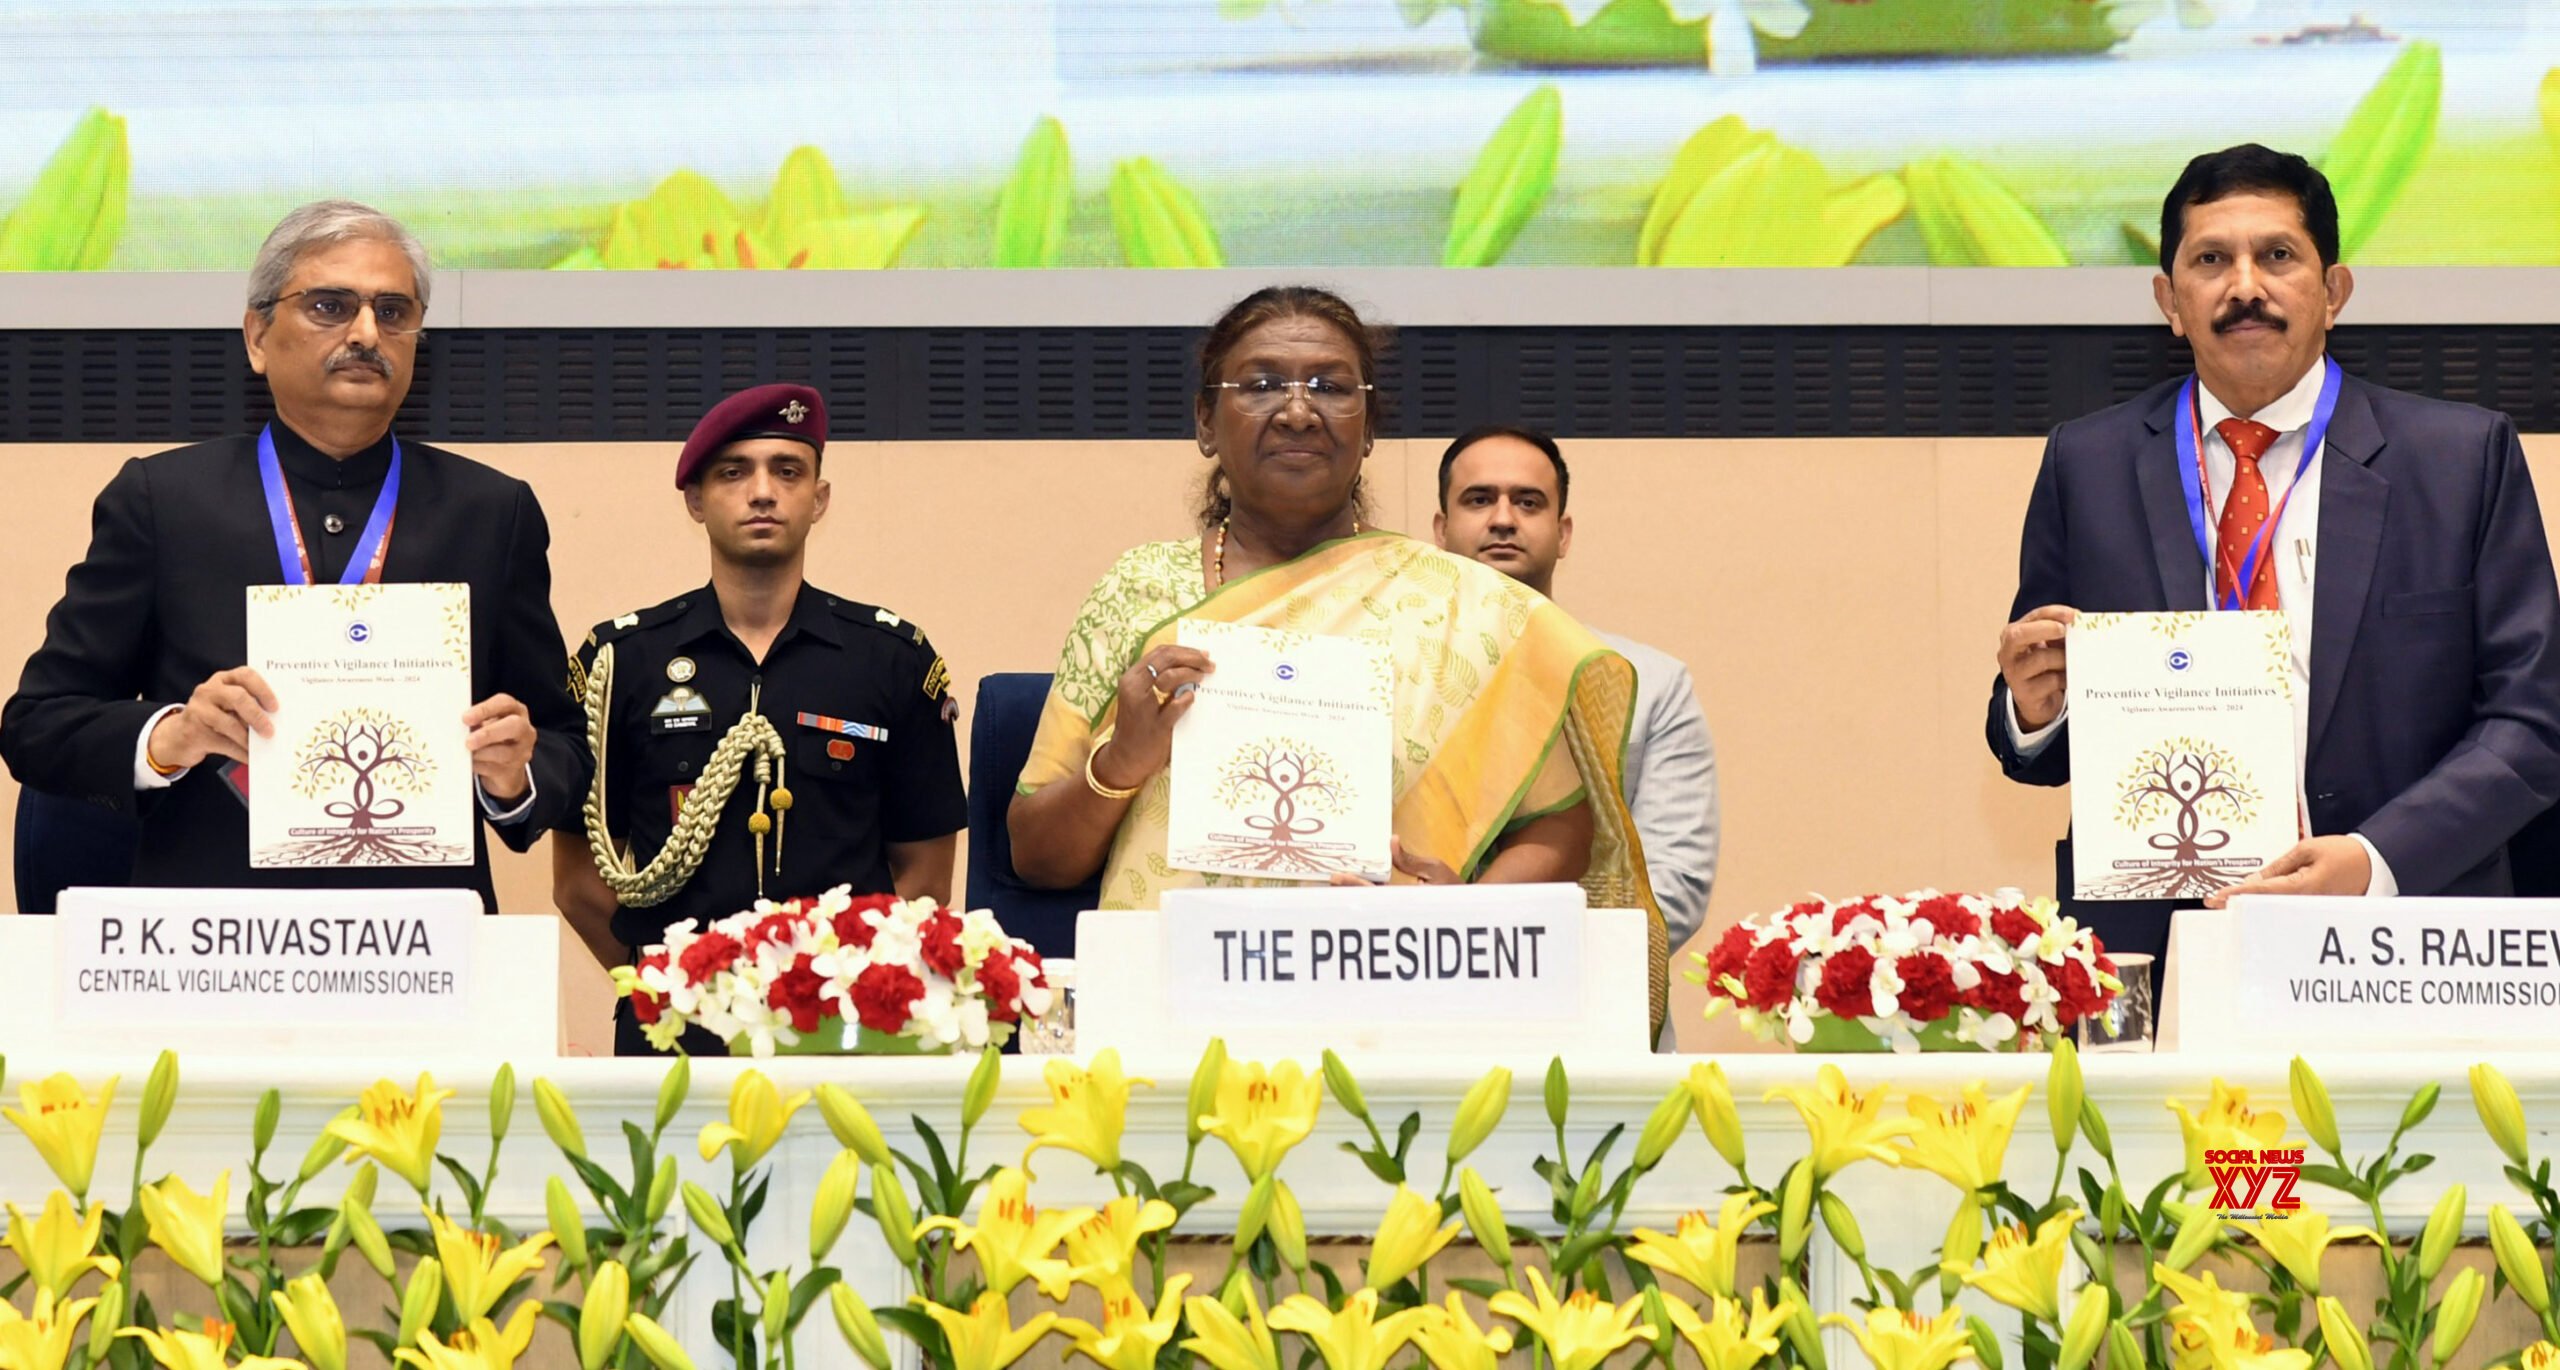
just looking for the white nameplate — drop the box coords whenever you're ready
[57,887,474,1026]
[2162,897,2560,1052]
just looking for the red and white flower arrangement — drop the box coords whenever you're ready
[1693,889,2119,1052]
[612,885,1053,1056]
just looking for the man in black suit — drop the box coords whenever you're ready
[1990,145,2560,968]
[3,200,580,910]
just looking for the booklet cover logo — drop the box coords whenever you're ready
[2092,736,2270,900]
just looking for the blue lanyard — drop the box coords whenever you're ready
[257,424,402,585]
[2173,358,2341,611]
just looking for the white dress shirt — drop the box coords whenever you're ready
[2008,356,2398,896]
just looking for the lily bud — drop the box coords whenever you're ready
[815,1085,892,1168]
[2290,1057,2340,1157]
[2078,1097,2115,1162]
[811,1151,861,1262]
[1459,1168,1511,1269]
[1818,1191,1865,1263]
[1967,1316,2004,1370]
[139,1050,179,1153]
[626,1313,700,1370]
[2400,1082,2442,1137]
[1634,1084,1690,1171]
[1777,1277,1826,1370]
[1685,1062,1746,1171]
[88,1282,125,1363]
[343,1190,395,1280]
[571,1266,628,1370]
[1778,1161,1815,1263]
[1447,1066,1513,1166]
[2162,1201,2219,1273]
[654,1057,690,1136]
[1269,1180,1308,1273]
[2099,1182,2127,1241]
[2433,1267,2485,1365]
[548,1176,590,1272]
[298,1126,350,1183]
[272,1272,347,1370]
[2471,1063,2531,1168]
[1941,1196,1982,1302]
[2493,1206,2550,1313]
[1642,1287,1676,1351]
[762,1269,792,1342]
[2318,1296,2374,1370]
[830,1282,890,1370]
[1544,1056,1570,1133]
[253,1087,282,1157]
[2105,1325,2142,1370]
[1321,1049,1371,1123]
[397,1257,443,1349]
[2047,1039,2083,1154]
[489,1062,517,1144]
[1185,1038,1228,1147]
[1235,1175,1277,1250]
[962,1045,1002,1130]
[871,1163,918,1264]
[2417,1184,2467,1282]
[645,1160,677,1224]
[535,1078,587,1160]
[683,1180,736,1249]
[2057,1284,2107,1370]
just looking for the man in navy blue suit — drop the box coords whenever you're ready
[1989,144,2560,968]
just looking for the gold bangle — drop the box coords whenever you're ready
[145,726,181,777]
[1084,725,1141,801]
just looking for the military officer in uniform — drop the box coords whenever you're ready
[554,383,968,1054]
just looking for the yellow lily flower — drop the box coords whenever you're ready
[273,1272,348,1370]
[136,1171,230,1288]
[2153,1263,2265,1370]
[1764,1065,1917,1180]
[394,1305,542,1370]
[5,1192,116,1298]
[1057,1273,1191,1370]
[696,1068,811,1172]
[1199,1058,1322,1181]
[913,1165,1088,1299]
[910,1292,1058,1370]
[1063,1195,1176,1300]
[1366,1185,1461,1290]
[1628,1191,1777,1299]
[425,1207,555,1324]
[2236,1208,2377,1295]
[1021,1048,1152,1174]
[4,1073,117,1199]
[1819,1305,1974,1370]
[1409,1293,1513,1370]
[2520,1343,2560,1370]
[121,1320,305,1370]
[326,1074,455,1194]
[1182,1286,1281,1370]
[1485,1267,1650,1370]
[1893,1084,2031,1194]
[2166,1080,2287,1189]
[1272,1289,1437,1370]
[0,1292,99,1370]
[1948,1209,2076,1323]
[1665,1291,1790,1370]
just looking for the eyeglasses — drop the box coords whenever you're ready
[263,287,425,336]
[1208,373,1373,419]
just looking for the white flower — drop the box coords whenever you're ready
[1866,956,1907,1019]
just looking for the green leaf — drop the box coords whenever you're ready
[786,1266,839,1334]
[1160,1181,1215,1217]
[1442,83,1562,268]
[1470,0,1706,68]
[1107,157,1223,268]
[0,106,127,271]
[439,1155,487,1214]
[2322,41,2441,259]
[761,145,850,245]
[2123,219,2162,266]
[994,117,1072,268]
[2299,1163,2366,1199]
[1396,0,1448,25]
[1903,155,2068,266]
[1553,1231,1613,1282]
[1447,1277,1509,1299]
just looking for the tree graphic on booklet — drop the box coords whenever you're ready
[2092,737,2267,899]
[264,708,469,866]
[1192,738,1364,876]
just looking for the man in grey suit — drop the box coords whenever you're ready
[1434,426,1720,985]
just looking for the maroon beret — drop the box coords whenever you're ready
[674,383,828,487]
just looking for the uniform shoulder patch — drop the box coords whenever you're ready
[585,598,685,649]
[922,655,952,703]
[832,597,932,647]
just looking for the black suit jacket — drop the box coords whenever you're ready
[2,429,584,911]
[1987,371,2560,963]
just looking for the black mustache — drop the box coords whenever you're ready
[2213,300,2285,333]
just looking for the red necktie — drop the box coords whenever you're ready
[2213,417,2282,611]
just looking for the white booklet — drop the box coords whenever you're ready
[246,583,476,868]
[1167,619,1394,881]
[2066,610,2299,901]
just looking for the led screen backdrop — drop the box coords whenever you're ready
[1,0,2555,272]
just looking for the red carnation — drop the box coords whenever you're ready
[851,962,925,1035]
[831,908,880,949]
[743,910,806,954]
[1705,924,1755,993]
[1740,940,1802,1013]
[1990,906,2043,948]
[1909,895,1979,941]
[1896,952,1959,1023]
[767,954,830,1033]
[1968,966,2028,1021]
[920,912,968,978]
[2051,957,2109,1028]
[976,954,1024,1023]
[1830,898,1884,934]
[1814,944,1878,1019]
[677,931,745,986]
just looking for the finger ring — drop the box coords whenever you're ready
[1145,662,1160,681]
[1151,686,1171,707]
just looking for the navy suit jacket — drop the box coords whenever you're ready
[1987,371,2560,964]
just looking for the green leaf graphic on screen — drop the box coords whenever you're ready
[762,146,850,245]
[1756,0,2140,63]
[1903,156,2068,267]
[557,151,920,270]
[1108,159,1223,269]
[2541,70,2560,152]
[0,108,128,272]
[1444,85,1561,268]
[1641,118,1905,267]
[1470,0,1706,68]
[995,118,1072,269]
[2323,42,2440,260]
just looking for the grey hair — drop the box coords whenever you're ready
[246,200,432,319]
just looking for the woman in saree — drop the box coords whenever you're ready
[1006,286,1668,1031]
